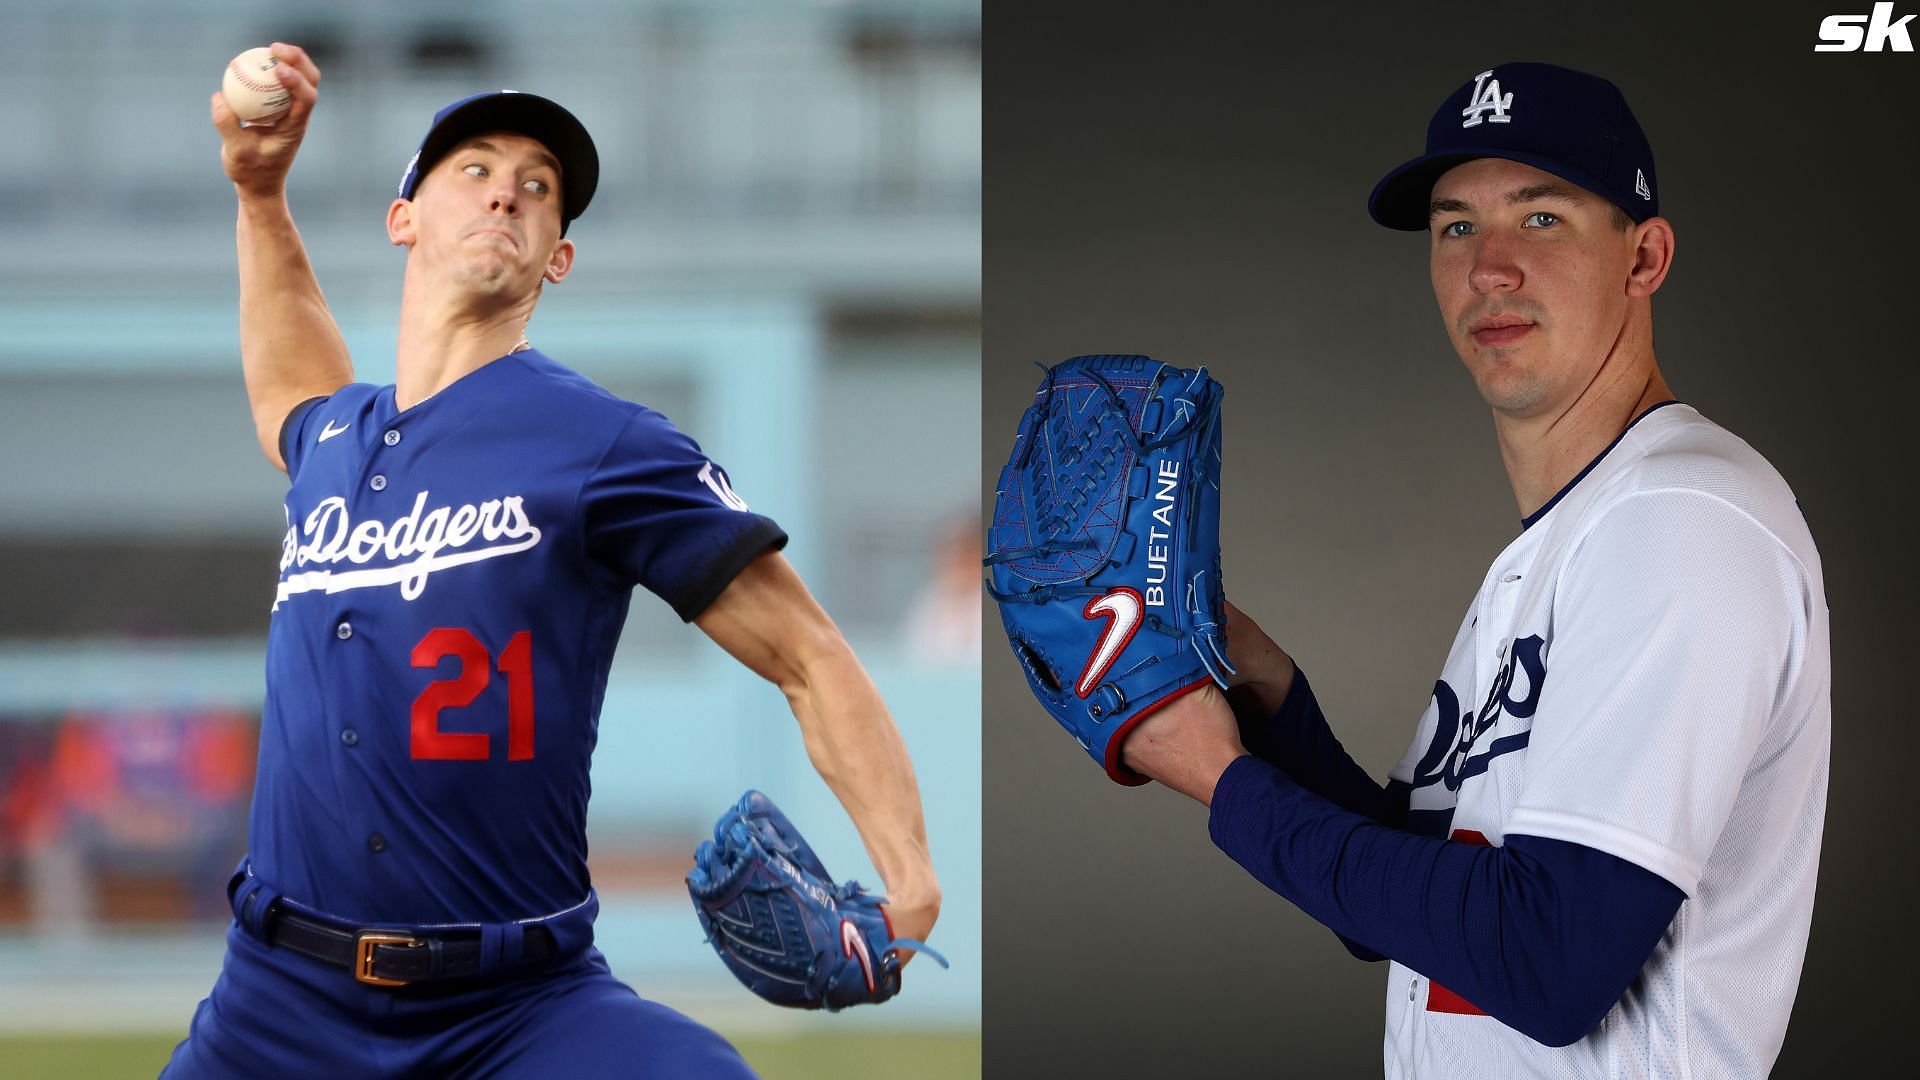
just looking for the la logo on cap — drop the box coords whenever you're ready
[1461,70,1514,128]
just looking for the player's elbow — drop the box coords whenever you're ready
[1335,933,1388,963]
[1476,920,1631,1046]
[1515,1005,1604,1049]
[1404,977,1603,1048]
[1489,836,1682,1050]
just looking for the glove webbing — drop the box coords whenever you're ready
[746,828,954,973]
[983,367,1223,638]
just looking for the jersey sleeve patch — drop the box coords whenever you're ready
[580,407,789,618]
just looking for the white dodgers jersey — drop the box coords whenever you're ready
[1383,404,1829,1079]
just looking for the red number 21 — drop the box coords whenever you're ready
[410,628,535,761]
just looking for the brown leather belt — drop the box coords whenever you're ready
[266,907,557,987]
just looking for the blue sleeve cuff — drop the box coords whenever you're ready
[278,394,332,478]
[668,518,788,622]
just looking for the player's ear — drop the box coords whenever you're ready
[387,198,417,248]
[1625,216,1674,299]
[544,237,575,285]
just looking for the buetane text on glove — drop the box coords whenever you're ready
[1146,458,1179,608]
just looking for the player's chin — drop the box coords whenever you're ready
[1474,370,1554,416]
[452,259,529,296]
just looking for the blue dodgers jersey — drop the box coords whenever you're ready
[256,348,787,925]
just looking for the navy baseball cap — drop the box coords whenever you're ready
[396,91,599,236]
[1368,63,1658,232]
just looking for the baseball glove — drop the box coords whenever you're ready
[986,354,1232,785]
[686,790,946,1010]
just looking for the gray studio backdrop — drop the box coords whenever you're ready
[983,3,1917,1077]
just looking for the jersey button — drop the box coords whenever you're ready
[368,834,387,853]
[383,429,401,446]
[340,729,358,746]
[1409,979,1419,1001]
[369,475,388,491]
[336,622,352,640]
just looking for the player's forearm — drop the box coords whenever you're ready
[1221,608,1397,824]
[785,642,940,912]
[1223,611,1297,719]
[1234,679,1405,963]
[235,193,353,427]
[1233,667,1405,827]
[1208,756,1683,1046]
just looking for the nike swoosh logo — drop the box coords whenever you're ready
[840,919,877,992]
[318,419,350,443]
[1077,587,1144,697]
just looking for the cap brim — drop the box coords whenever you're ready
[413,94,599,233]
[1367,149,1627,232]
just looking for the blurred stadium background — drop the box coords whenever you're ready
[0,1,980,1076]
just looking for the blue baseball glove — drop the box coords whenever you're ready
[986,354,1233,785]
[686,790,946,1010]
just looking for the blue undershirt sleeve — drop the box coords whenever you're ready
[1234,667,1409,962]
[1236,667,1407,827]
[1208,755,1685,1047]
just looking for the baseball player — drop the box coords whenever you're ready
[1119,64,1829,1076]
[167,43,941,1078]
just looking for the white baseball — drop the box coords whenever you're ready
[221,47,292,125]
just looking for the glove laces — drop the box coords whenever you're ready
[839,882,950,968]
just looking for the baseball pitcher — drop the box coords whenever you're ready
[993,63,1828,1078]
[166,43,941,1078]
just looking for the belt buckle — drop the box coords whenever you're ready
[354,930,421,987]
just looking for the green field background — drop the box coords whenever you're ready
[0,1032,982,1080]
